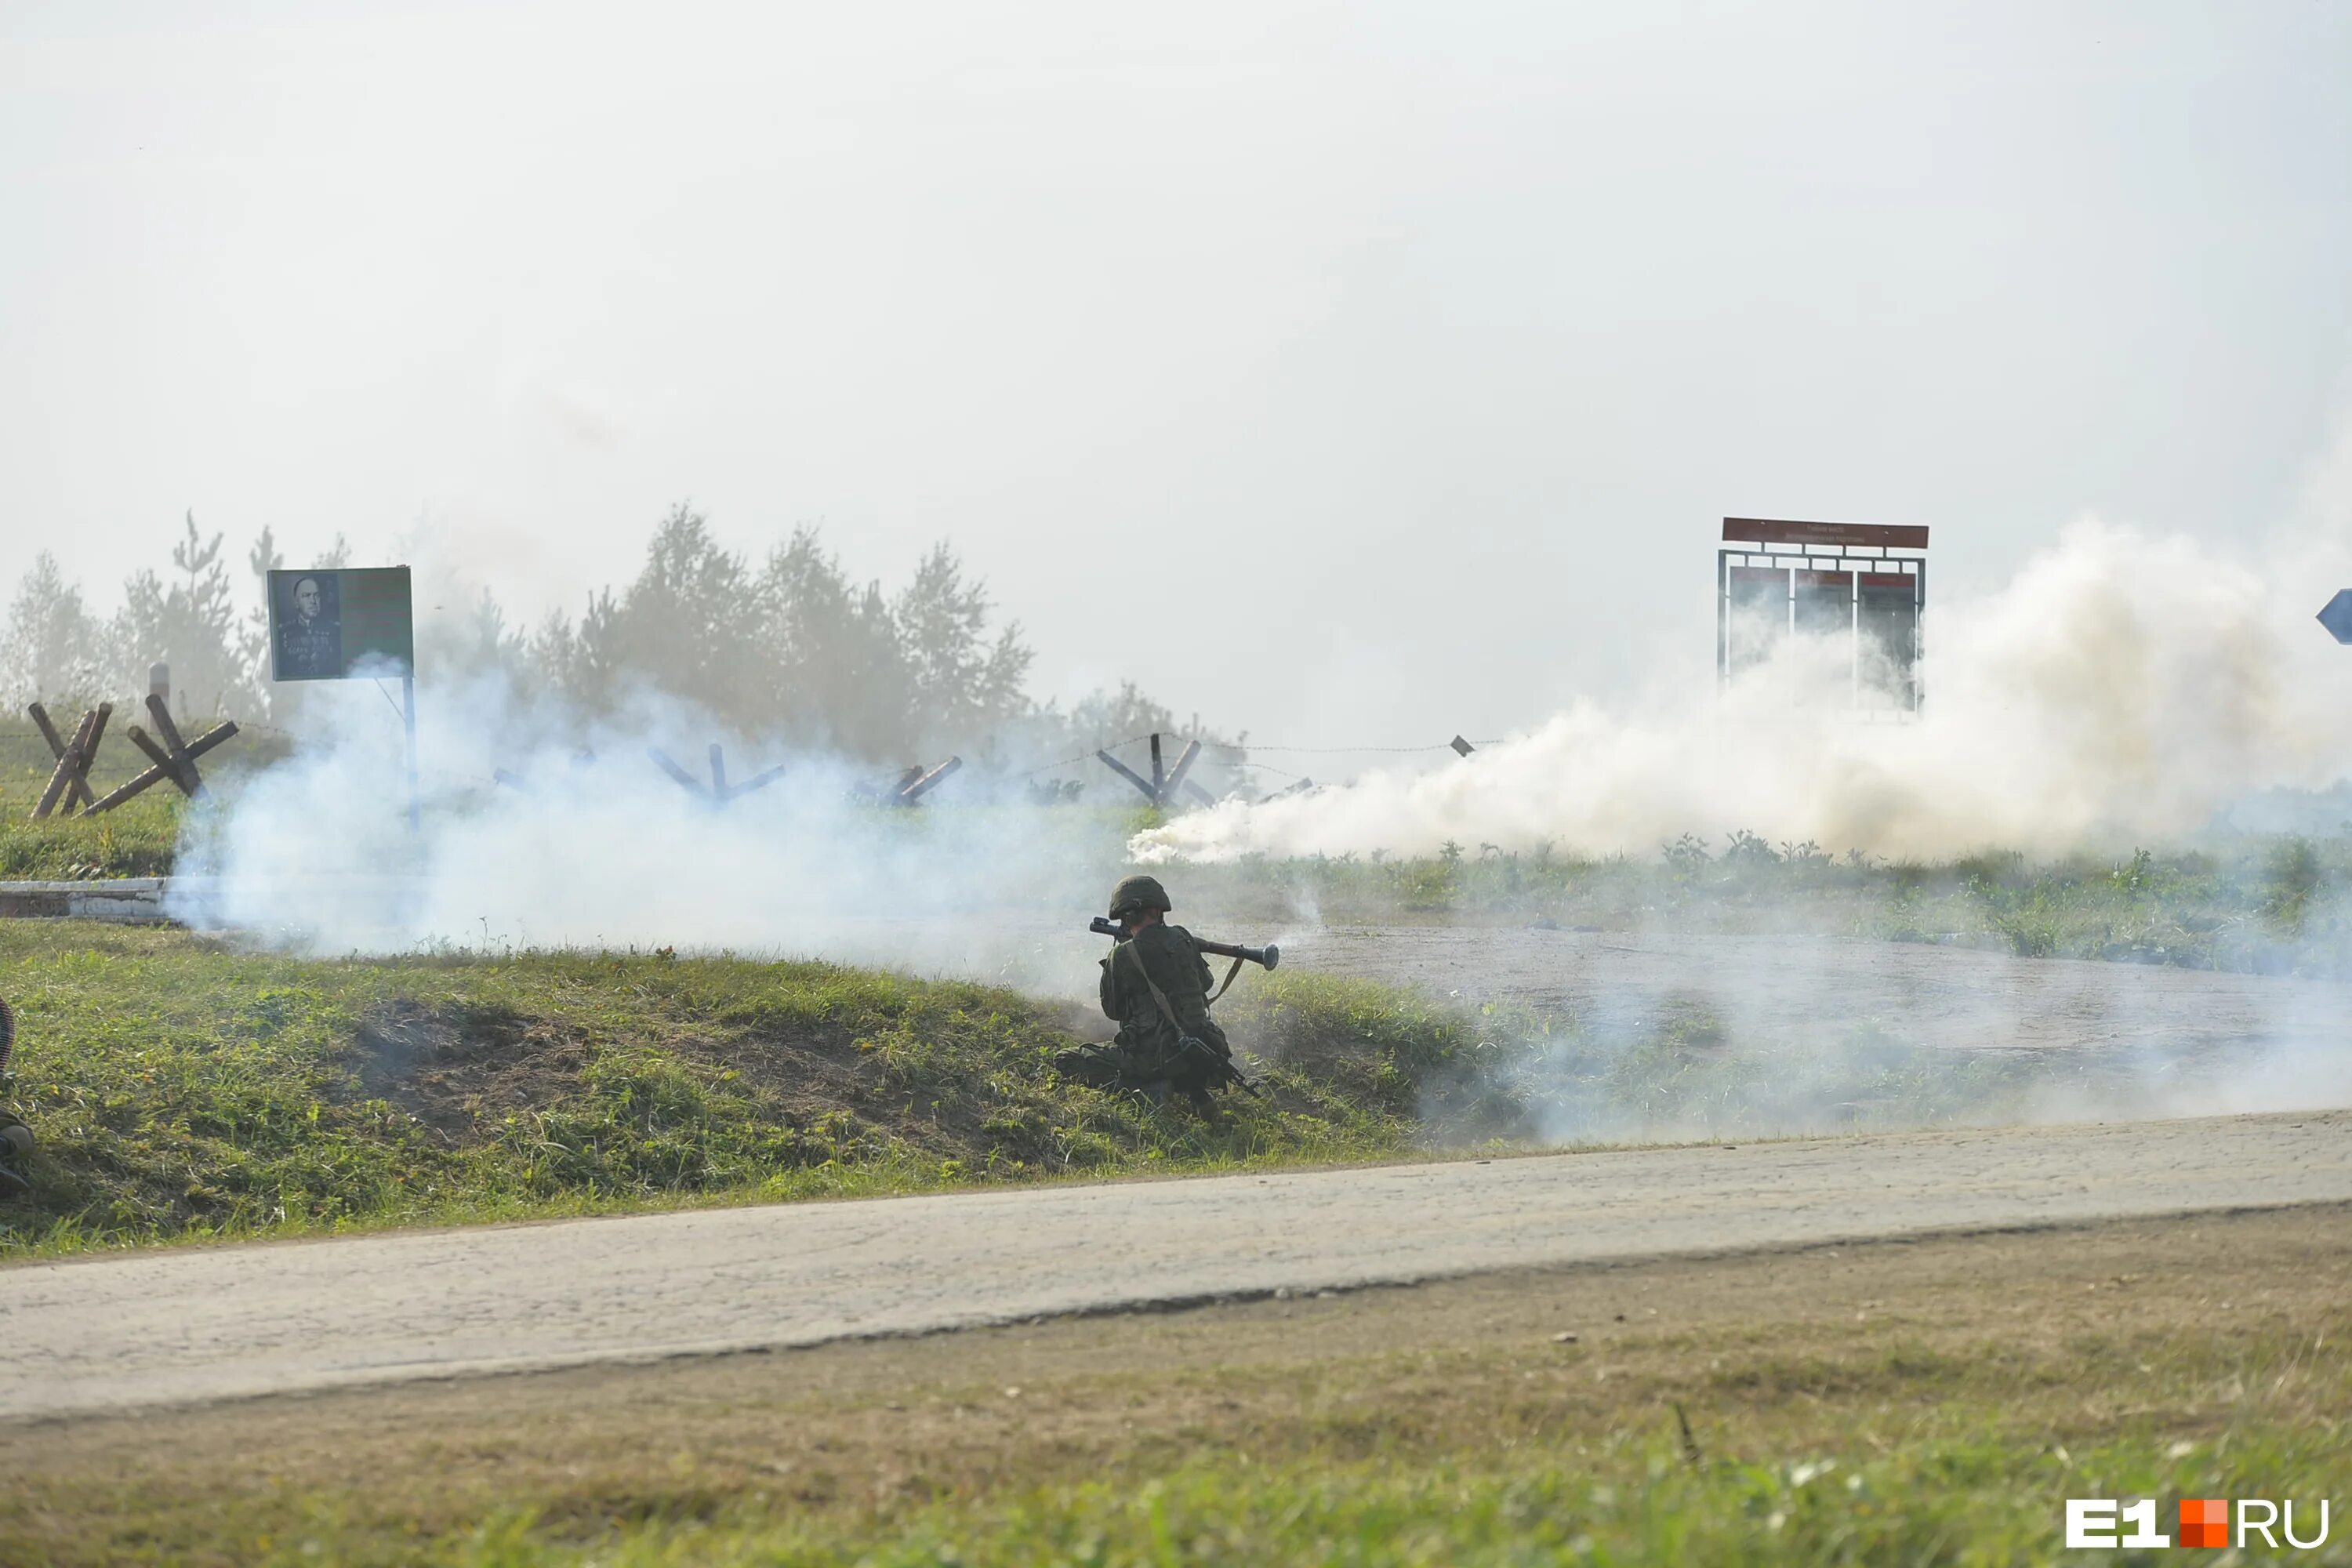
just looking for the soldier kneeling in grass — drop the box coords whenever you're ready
[1056,876,1242,1112]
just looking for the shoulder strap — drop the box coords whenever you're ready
[1118,942,1254,1095]
[1118,940,1187,1031]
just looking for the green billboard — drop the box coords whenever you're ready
[267,567,415,681]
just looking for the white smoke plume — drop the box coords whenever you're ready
[1132,520,2352,866]
[168,674,1117,988]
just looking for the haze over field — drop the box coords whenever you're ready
[5,1,2351,750]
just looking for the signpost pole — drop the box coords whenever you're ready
[402,673,420,834]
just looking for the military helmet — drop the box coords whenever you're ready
[1109,874,1172,918]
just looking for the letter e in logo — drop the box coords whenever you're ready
[2066,1500,2118,1548]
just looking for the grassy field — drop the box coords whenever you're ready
[8,1207,2346,1566]
[1193,830,2352,976]
[0,920,2208,1259]
[0,922,1436,1257]
[0,767,183,880]
[0,711,270,879]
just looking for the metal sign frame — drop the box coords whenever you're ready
[1716,519,1929,713]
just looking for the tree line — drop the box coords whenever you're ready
[1,505,1240,781]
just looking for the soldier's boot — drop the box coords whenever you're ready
[1051,1046,1123,1090]
[0,1113,31,1194]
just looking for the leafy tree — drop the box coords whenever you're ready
[0,552,107,706]
[243,525,283,719]
[0,501,1230,782]
[758,526,910,757]
[893,543,1033,750]
[526,602,592,710]
[107,512,260,719]
[1065,681,1184,748]
[416,586,534,696]
[534,507,1046,763]
[548,504,776,731]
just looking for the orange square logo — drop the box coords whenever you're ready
[2179,1497,2230,1548]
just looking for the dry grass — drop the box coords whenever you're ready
[7,1206,2348,1565]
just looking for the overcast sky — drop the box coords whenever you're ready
[5,1,2348,750]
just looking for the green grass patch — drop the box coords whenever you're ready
[2,926,2228,1258]
[0,773,183,880]
[1193,833,2352,977]
[0,711,296,879]
[0,924,1421,1258]
[425,1429,2347,1567]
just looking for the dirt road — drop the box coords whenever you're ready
[9,1108,2347,1421]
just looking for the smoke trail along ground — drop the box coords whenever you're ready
[1279,925,2352,1146]
[1131,521,2352,865]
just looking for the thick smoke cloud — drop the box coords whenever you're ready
[167,673,1115,987]
[1132,521,2352,865]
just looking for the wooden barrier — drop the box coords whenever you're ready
[648,743,785,808]
[81,696,238,815]
[26,702,110,818]
[895,757,962,805]
[1095,733,1217,808]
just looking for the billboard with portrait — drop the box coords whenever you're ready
[267,567,415,681]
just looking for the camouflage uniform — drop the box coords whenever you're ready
[1057,878,1236,1109]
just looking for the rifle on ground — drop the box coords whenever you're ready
[1180,1034,1263,1099]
